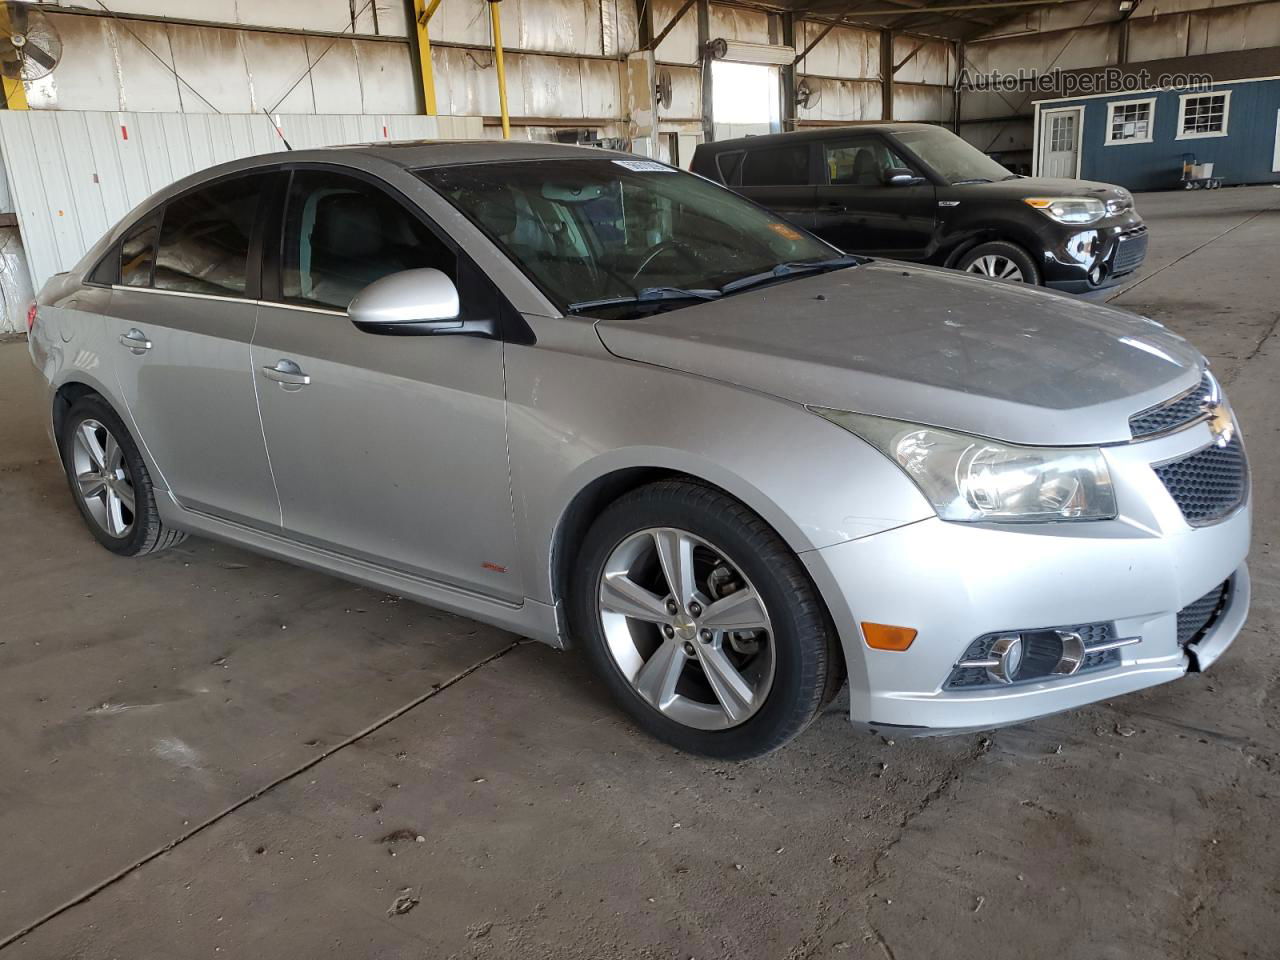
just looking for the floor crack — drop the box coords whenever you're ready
[0,639,528,953]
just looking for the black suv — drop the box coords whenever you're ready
[691,123,1148,293]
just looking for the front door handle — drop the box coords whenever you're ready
[262,359,311,390]
[118,328,152,354]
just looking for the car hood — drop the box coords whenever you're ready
[952,176,1131,203]
[593,261,1202,446]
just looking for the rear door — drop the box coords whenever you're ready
[812,135,937,258]
[734,142,818,230]
[251,167,522,601]
[103,172,280,528]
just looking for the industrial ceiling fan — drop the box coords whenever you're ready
[1,2,63,83]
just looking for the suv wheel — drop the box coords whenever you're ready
[59,395,186,556]
[572,480,842,759]
[958,241,1040,284]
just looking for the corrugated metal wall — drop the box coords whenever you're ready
[0,110,482,329]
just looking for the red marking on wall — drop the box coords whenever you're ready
[481,561,508,574]
[120,124,129,140]
[383,125,389,138]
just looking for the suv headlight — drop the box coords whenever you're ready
[813,409,1117,522]
[1023,196,1105,225]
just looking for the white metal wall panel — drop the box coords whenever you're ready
[116,20,186,113]
[796,23,880,81]
[795,77,882,123]
[893,35,956,87]
[241,32,317,115]
[0,110,469,301]
[46,0,404,37]
[709,4,773,45]
[653,0,701,65]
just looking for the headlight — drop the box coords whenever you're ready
[813,409,1116,522]
[1023,196,1105,225]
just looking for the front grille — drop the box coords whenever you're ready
[1112,228,1148,275]
[1154,435,1248,525]
[945,621,1120,690]
[1177,579,1231,647]
[1129,373,1213,439]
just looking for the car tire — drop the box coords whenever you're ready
[59,394,186,557]
[957,241,1041,285]
[571,479,843,760]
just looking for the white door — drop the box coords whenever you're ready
[1273,109,1280,172]
[1040,108,1082,179]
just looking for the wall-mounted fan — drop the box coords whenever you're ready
[795,78,820,110]
[655,67,673,110]
[2,3,62,83]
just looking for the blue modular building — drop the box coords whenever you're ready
[1032,76,1280,191]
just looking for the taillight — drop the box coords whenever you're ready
[26,302,38,331]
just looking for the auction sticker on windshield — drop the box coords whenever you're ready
[613,160,677,172]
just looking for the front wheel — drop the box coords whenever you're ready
[571,480,842,759]
[957,241,1040,284]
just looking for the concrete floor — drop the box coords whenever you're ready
[1,185,1277,959]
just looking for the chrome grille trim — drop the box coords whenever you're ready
[945,621,1125,690]
[1129,371,1216,440]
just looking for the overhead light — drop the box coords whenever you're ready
[707,38,796,66]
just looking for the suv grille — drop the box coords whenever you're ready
[1129,373,1213,439]
[1112,227,1147,276]
[1177,579,1230,647]
[1154,436,1247,526]
[945,621,1120,690]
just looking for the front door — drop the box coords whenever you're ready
[1039,108,1082,179]
[251,168,522,601]
[811,135,937,258]
[105,173,280,528]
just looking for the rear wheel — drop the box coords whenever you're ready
[957,241,1040,285]
[572,480,842,759]
[59,395,186,556]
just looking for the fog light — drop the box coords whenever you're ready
[987,634,1024,683]
[1089,264,1105,285]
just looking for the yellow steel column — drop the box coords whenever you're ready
[488,0,510,139]
[0,4,29,110]
[412,0,443,115]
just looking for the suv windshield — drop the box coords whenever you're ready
[894,126,1014,185]
[418,159,839,314]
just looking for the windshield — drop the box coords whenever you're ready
[418,158,838,314]
[894,126,1013,185]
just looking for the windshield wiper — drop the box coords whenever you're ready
[566,286,721,314]
[719,255,861,296]
[1001,174,1023,181]
[952,177,993,185]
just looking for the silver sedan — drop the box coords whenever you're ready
[27,141,1250,758]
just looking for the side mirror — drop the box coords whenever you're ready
[883,167,922,186]
[348,268,493,337]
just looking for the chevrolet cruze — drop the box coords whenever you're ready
[27,141,1250,758]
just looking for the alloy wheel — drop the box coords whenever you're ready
[70,419,136,538]
[597,527,775,730]
[966,254,1026,281]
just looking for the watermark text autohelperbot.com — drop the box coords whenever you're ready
[957,67,1214,95]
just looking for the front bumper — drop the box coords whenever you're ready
[802,417,1251,734]
[1043,217,1148,293]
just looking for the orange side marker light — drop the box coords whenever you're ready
[861,623,917,652]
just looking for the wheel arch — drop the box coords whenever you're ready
[53,380,106,447]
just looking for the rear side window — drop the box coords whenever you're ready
[741,144,810,187]
[155,176,262,297]
[716,150,745,185]
[119,214,160,288]
[280,170,455,311]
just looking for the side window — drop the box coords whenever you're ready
[824,138,911,186]
[741,144,810,187]
[281,170,455,311]
[716,150,745,185]
[88,247,120,286]
[119,214,160,288]
[155,176,262,297]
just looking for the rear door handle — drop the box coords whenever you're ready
[118,328,152,353]
[262,359,311,389]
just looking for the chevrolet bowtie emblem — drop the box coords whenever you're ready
[1207,402,1235,446]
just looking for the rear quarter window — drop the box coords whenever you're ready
[715,150,745,185]
[741,144,810,187]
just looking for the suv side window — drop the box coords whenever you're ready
[741,144,810,187]
[824,138,912,186]
[281,170,455,311]
[716,150,745,185]
[155,175,263,297]
[119,213,160,288]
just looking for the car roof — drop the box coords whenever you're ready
[695,123,940,154]
[291,139,635,169]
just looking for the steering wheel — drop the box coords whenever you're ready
[630,238,701,282]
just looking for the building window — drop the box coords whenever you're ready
[1105,98,1155,145]
[1177,91,1231,140]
